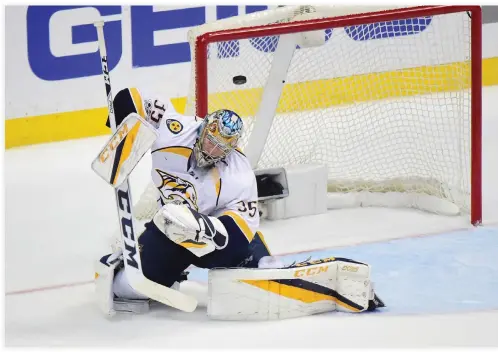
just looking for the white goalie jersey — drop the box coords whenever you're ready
[100,87,386,320]
[120,87,260,244]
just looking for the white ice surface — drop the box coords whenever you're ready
[5,284,498,348]
[5,86,498,347]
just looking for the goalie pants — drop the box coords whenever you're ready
[137,220,271,289]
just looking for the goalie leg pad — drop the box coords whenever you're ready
[207,256,385,320]
[94,251,125,316]
[113,267,149,300]
[95,251,151,315]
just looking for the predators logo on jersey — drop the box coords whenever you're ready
[156,169,198,210]
[166,119,183,134]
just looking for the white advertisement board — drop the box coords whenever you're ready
[4,5,498,148]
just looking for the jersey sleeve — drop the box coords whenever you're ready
[106,87,177,129]
[214,168,260,244]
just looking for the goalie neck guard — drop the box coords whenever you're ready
[194,109,243,168]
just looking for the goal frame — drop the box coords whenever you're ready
[193,5,483,225]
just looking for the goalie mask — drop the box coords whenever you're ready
[194,109,243,168]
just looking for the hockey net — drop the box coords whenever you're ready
[183,5,482,224]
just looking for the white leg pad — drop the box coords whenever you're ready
[113,268,150,300]
[94,254,122,317]
[95,252,150,316]
[207,257,376,320]
[112,265,181,313]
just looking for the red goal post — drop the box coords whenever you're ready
[190,5,482,225]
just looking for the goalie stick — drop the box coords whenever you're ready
[93,21,197,313]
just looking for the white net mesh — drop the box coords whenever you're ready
[186,6,474,217]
